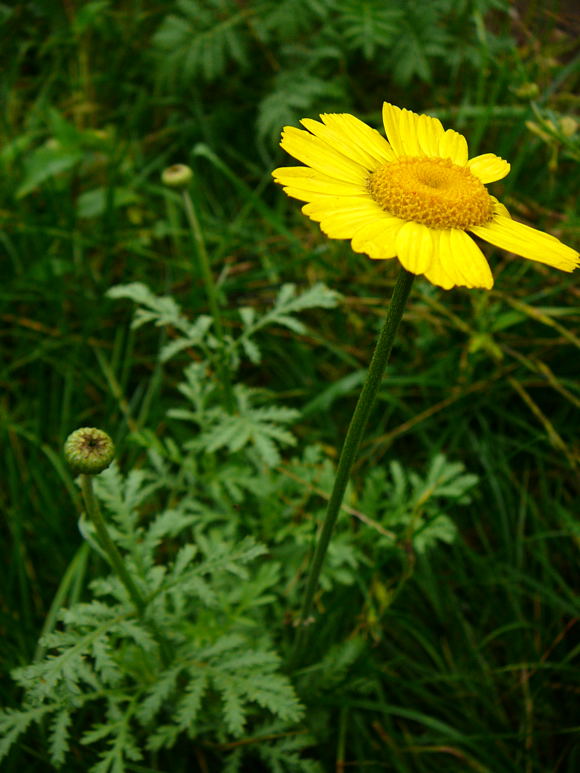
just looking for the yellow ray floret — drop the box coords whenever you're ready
[273,101,579,290]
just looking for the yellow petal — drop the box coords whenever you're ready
[381,102,408,157]
[468,153,510,183]
[274,166,368,200]
[273,166,369,202]
[300,118,380,170]
[396,108,422,156]
[382,103,470,163]
[362,239,399,260]
[471,216,580,272]
[273,166,364,192]
[423,232,455,289]
[416,113,445,156]
[281,185,368,202]
[280,126,368,185]
[438,129,469,165]
[350,216,404,248]
[280,186,363,203]
[439,229,493,289]
[301,196,378,219]
[320,113,395,164]
[350,216,403,259]
[319,211,383,239]
[490,196,510,218]
[395,221,434,274]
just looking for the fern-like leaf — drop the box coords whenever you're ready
[0,705,52,763]
[175,672,210,730]
[338,0,402,59]
[198,386,299,466]
[48,708,72,766]
[257,69,345,143]
[136,665,184,725]
[153,0,249,84]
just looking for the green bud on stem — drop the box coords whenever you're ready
[64,428,115,475]
[161,164,193,189]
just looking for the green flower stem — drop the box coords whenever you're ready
[181,189,235,412]
[80,474,147,616]
[80,474,173,666]
[291,266,415,668]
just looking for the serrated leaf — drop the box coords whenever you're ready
[159,336,193,362]
[82,721,115,745]
[413,515,457,553]
[194,387,298,466]
[153,0,249,84]
[272,314,306,334]
[239,306,256,327]
[145,723,180,752]
[173,543,198,576]
[241,336,261,364]
[175,672,209,729]
[215,675,246,735]
[137,665,183,724]
[48,709,72,766]
[145,508,198,550]
[0,706,51,762]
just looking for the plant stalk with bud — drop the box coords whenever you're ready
[162,164,235,412]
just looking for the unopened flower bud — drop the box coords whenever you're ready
[64,428,115,475]
[513,82,539,99]
[560,116,577,138]
[161,164,193,188]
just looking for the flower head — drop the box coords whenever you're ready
[273,103,579,289]
[64,428,115,475]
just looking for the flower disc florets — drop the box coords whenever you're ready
[368,157,494,229]
[64,428,115,475]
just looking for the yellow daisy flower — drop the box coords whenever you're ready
[273,103,579,290]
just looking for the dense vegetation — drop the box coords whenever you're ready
[1,1,578,771]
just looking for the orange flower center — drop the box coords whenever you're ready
[368,156,494,229]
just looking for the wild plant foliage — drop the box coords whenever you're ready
[0,463,303,771]
[107,280,340,367]
[1,273,480,769]
[151,0,512,142]
[3,1,579,770]
[0,443,476,769]
[107,281,340,466]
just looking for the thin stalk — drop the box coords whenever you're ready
[181,189,235,412]
[80,474,172,666]
[80,474,146,615]
[291,267,415,668]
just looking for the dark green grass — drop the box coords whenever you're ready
[1,1,579,770]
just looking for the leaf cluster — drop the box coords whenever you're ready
[0,464,303,771]
[108,280,340,466]
[151,0,513,143]
[248,447,478,599]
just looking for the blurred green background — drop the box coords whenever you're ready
[1,0,579,770]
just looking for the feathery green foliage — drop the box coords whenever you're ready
[0,461,302,770]
[2,0,579,770]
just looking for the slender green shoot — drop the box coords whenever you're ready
[181,188,235,413]
[291,267,415,668]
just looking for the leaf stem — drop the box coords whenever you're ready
[181,189,235,412]
[291,267,415,668]
[79,474,173,666]
[80,474,146,616]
